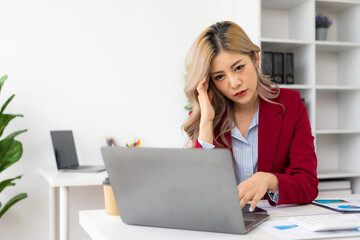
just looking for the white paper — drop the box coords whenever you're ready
[313,198,360,212]
[256,200,334,217]
[259,219,360,240]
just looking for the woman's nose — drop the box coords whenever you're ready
[229,74,241,88]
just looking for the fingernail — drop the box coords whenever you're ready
[203,75,207,80]
[249,207,254,212]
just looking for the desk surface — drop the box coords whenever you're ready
[39,168,108,187]
[79,197,360,240]
[80,209,272,240]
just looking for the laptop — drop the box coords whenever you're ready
[50,130,105,172]
[101,147,269,234]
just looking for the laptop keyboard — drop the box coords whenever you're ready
[244,219,255,226]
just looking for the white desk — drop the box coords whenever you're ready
[79,198,360,240]
[39,168,108,240]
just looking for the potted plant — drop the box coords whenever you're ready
[316,13,333,41]
[0,75,27,218]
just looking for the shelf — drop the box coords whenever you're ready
[316,91,360,130]
[318,170,360,179]
[316,50,358,86]
[316,0,360,13]
[261,0,314,41]
[260,0,360,191]
[261,39,360,52]
[261,38,312,45]
[262,0,310,10]
[315,129,360,134]
[261,38,312,51]
[316,0,360,43]
[316,41,360,52]
[316,85,360,90]
[260,40,314,85]
[278,84,313,89]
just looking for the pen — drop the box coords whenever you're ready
[111,138,117,147]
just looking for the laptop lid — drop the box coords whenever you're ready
[50,130,79,169]
[101,147,268,234]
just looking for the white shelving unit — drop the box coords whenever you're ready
[260,0,360,193]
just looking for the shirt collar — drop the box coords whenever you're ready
[230,108,259,140]
[249,108,259,130]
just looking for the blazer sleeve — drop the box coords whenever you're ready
[195,138,217,148]
[269,95,318,205]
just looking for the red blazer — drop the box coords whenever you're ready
[195,88,318,205]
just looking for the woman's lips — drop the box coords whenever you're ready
[235,90,247,97]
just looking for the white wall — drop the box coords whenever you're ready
[0,0,259,239]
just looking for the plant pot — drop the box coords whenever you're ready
[316,28,328,41]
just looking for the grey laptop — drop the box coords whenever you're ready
[50,130,105,172]
[101,147,269,234]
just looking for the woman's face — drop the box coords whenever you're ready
[210,50,259,109]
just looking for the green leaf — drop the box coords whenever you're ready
[0,176,22,194]
[0,130,26,173]
[0,114,23,138]
[184,103,193,111]
[5,129,27,140]
[0,75,8,90]
[0,94,15,114]
[0,139,23,173]
[0,160,9,171]
[0,193,27,218]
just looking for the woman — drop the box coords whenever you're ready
[182,21,318,211]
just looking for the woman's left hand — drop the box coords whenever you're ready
[237,172,278,211]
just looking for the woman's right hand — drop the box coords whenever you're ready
[197,76,215,145]
[197,76,215,122]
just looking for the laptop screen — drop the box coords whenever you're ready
[50,130,79,169]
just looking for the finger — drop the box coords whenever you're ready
[238,189,246,201]
[203,75,209,89]
[237,184,246,200]
[196,76,208,95]
[208,89,214,102]
[249,196,261,212]
[239,193,252,209]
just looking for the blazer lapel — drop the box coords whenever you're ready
[258,98,284,172]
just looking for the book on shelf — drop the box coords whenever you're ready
[272,52,284,84]
[261,51,294,85]
[284,52,294,84]
[262,52,273,78]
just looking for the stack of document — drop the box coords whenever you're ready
[258,197,360,239]
[260,215,360,240]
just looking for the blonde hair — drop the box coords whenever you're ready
[182,21,280,148]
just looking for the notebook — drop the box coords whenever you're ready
[50,130,105,172]
[101,147,269,234]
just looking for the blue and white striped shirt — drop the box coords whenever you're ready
[198,108,279,203]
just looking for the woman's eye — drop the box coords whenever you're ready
[214,75,224,81]
[235,65,245,71]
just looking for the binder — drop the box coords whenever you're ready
[284,52,294,84]
[261,52,273,77]
[272,52,284,84]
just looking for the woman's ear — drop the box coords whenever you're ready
[254,51,260,68]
